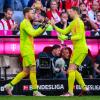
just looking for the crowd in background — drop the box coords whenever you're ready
[0,0,100,35]
[0,0,100,80]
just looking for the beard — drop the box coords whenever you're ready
[5,16,11,20]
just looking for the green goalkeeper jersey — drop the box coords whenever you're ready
[54,17,88,53]
[20,19,43,57]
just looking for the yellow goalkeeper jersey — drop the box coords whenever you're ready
[20,19,43,57]
[54,17,88,53]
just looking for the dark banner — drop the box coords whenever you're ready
[0,79,100,96]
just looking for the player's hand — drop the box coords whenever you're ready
[50,18,55,26]
[39,18,49,29]
[58,35,68,41]
[39,22,47,29]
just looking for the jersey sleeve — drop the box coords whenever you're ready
[71,20,84,41]
[54,24,71,35]
[23,20,44,37]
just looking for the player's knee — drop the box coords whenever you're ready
[30,65,36,73]
[68,64,77,71]
[24,71,29,76]
[23,69,30,75]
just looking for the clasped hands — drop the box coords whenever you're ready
[40,18,69,41]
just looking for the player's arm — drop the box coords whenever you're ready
[58,20,83,41]
[54,24,71,35]
[26,27,44,37]
[24,21,44,37]
[50,18,71,35]
[71,33,82,41]
[70,21,83,41]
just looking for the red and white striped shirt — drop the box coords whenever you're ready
[0,19,15,30]
[65,0,79,10]
[84,0,100,10]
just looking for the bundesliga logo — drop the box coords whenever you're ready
[23,84,64,91]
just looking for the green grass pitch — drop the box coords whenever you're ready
[0,96,100,100]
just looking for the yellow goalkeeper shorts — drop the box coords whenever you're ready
[23,55,36,67]
[70,52,87,67]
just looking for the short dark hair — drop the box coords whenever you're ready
[71,6,80,14]
[52,44,61,51]
[60,12,68,17]
[4,8,13,13]
[23,7,33,16]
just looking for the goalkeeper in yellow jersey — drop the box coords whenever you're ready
[4,7,47,96]
[51,7,89,96]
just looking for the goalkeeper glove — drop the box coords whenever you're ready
[39,23,47,29]
[58,35,71,41]
[39,18,49,29]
